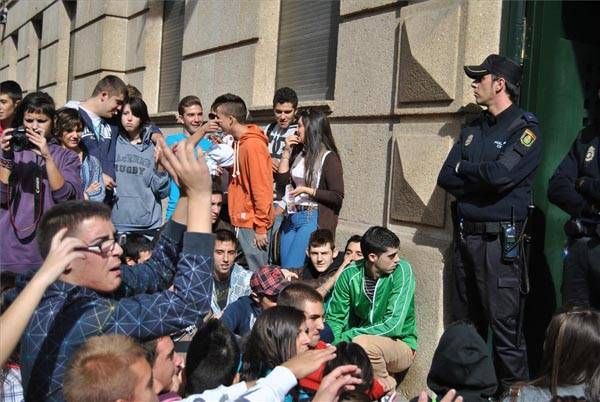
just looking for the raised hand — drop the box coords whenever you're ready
[312,364,363,402]
[418,389,463,402]
[281,346,337,380]
[25,127,50,158]
[35,228,86,286]
[0,129,12,152]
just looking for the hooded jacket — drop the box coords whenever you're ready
[112,124,169,232]
[228,125,274,234]
[0,143,82,273]
[424,323,497,402]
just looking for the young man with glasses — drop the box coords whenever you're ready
[14,131,215,402]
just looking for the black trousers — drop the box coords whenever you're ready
[563,236,600,309]
[451,231,529,387]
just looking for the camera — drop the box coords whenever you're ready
[10,127,32,152]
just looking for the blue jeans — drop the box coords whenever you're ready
[279,209,318,268]
[236,227,268,272]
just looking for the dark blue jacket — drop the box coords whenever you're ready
[548,124,600,223]
[78,108,119,180]
[437,104,542,221]
[15,221,214,402]
[220,295,261,337]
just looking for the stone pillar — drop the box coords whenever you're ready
[331,0,503,397]
[38,1,71,104]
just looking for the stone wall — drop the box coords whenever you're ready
[0,0,503,397]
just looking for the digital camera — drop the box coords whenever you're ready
[10,127,32,152]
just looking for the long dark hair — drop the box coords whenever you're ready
[122,96,151,133]
[240,306,305,382]
[324,342,374,395]
[531,308,600,398]
[297,109,339,187]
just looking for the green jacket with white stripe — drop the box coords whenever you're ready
[326,258,418,350]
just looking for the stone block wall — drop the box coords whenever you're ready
[0,0,503,397]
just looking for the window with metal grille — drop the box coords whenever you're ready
[275,0,340,101]
[158,0,185,112]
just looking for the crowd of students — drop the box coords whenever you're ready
[0,75,598,402]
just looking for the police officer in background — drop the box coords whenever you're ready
[548,87,600,310]
[437,54,542,389]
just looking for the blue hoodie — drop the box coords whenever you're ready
[112,124,169,232]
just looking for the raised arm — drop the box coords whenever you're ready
[0,229,85,366]
[102,129,214,338]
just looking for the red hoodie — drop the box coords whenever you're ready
[228,125,274,234]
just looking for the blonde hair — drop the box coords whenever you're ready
[63,334,147,402]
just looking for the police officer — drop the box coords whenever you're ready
[437,54,542,388]
[548,89,600,309]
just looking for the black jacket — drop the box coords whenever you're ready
[410,322,497,402]
[548,124,600,223]
[438,105,542,221]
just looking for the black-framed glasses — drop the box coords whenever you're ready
[76,233,127,255]
[208,112,218,120]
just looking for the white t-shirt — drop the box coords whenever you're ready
[289,154,318,207]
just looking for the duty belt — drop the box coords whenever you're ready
[461,220,524,235]
[564,219,600,238]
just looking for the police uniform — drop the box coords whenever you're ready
[548,124,600,309]
[437,55,542,387]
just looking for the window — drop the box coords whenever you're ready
[158,0,184,112]
[275,0,340,101]
[64,0,76,99]
[32,13,42,90]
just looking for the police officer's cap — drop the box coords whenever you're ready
[464,54,522,86]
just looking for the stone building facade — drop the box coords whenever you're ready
[0,0,504,396]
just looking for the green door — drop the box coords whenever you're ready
[502,0,600,374]
[518,1,600,305]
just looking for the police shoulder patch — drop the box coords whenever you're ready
[585,145,595,162]
[464,134,473,147]
[520,129,536,147]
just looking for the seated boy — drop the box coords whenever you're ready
[210,229,252,317]
[326,226,417,392]
[122,233,153,265]
[285,229,350,300]
[344,234,363,262]
[220,265,289,337]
